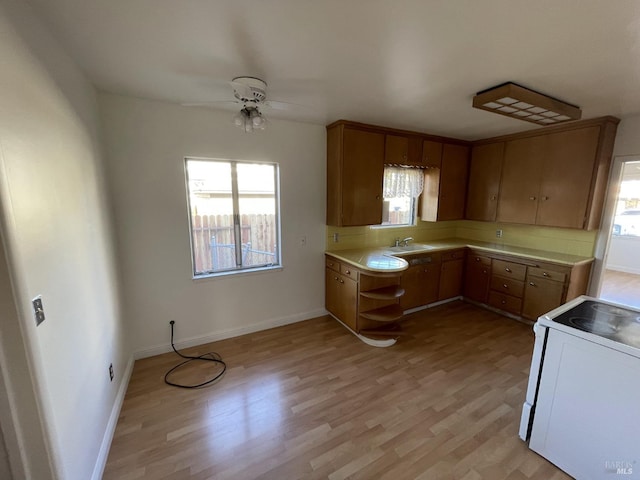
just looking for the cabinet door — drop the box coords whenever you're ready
[342,128,385,226]
[400,265,422,310]
[464,255,491,303]
[385,134,409,164]
[438,144,470,220]
[325,268,340,317]
[422,140,443,168]
[339,274,358,330]
[522,276,565,320]
[421,264,441,305]
[536,127,600,228]
[498,135,546,224]
[439,258,464,300]
[466,142,504,221]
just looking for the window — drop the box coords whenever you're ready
[380,166,424,226]
[185,158,281,277]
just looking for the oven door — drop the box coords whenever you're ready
[518,322,548,441]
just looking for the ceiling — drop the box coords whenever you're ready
[25,0,640,140]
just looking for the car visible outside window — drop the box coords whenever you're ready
[185,158,281,277]
[612,209,640,236]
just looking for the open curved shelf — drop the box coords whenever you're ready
[359,285,405,300]
[359,304,404,322]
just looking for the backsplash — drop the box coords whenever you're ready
[326,220,598,257]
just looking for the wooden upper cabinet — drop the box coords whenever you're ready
[385,134,423,165]
[536,127,600,228]
[465,142,504,222]
[422,140,443,168]
[496,119,618,230]
[326,124,384,226]
[422,144,470,221]
[497,135,546,225]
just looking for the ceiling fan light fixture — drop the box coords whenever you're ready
[233,106,266,133]
[472,82,581,126]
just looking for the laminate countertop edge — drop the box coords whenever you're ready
[326,238,594,273]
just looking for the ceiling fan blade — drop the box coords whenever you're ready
[263,100,311,111]
[181,100,240,107]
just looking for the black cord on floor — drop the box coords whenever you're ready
[164,320,227,389]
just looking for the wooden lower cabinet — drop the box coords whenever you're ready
[326,255,404,337]
[439,250,465,300]
[464,252,491,303]
[400,254,441,310]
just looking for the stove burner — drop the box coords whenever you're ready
[568,316,619,336]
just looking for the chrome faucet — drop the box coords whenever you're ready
[400,237,413,246]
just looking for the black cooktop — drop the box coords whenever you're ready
[552,300,640,349]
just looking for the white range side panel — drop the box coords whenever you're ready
[530,328,640,479]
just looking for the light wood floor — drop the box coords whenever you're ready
[600,268,640,308]
[104,301,569,480]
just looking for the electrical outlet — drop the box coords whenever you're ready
[32,296,45,326]
[109,363,114,382]
[496,229,503,238]
[333,233,339,243]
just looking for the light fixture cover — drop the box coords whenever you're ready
[472,82,581,126]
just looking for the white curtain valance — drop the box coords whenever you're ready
[383,166,424,198]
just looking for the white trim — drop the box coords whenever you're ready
[134,309,327,359]
[605,264,640,275]
[592,154,640,296]
[90,355,135,480]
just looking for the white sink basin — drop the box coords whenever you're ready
[386,244,436,253]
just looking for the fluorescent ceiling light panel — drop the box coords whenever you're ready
[472,82,581,126]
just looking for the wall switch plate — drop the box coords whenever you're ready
[109,363,114,382]
[333,233,339,243]
[300,235,307,247]
[32,296,45,326]
[496,229,503,238]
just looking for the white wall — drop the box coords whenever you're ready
[99,93,327,355]
[606,235,640,274]
[0,2,127,479]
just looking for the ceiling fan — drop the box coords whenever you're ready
[183,76,297,133]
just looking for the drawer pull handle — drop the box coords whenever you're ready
[505,267,512,273]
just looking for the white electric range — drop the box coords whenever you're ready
[520,295,640,479]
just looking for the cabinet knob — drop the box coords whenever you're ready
[339,279,344,284]
[345,269,351,274]
[529,196,536,201]
[490,195,497,201]
[475,257,481,261]
[542,272,549,277]
[482,269,487,274]
[334,276,339,281]
[402,154,407,160]
[501,300,507,305]
[376,195,380,200]
[503,284,508,289]
[541,196,549,201]
[505,267,511,273]
[529,282,536,286]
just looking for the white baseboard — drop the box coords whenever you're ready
[91,355,135,480]
[606,264,640,275]
[134,308,328,360]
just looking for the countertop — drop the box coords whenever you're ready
[325,238,594,273]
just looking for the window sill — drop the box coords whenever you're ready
[192,265,283,281]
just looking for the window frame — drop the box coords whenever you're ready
[184,156,282,279]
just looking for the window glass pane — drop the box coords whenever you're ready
[382,196,413,225]
[186,160,238,273]
[237,163,278,268]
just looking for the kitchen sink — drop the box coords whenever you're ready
[386,244,436,253]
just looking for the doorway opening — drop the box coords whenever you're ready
[598,159,640,308]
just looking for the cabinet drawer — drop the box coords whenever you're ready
[325,257,340,272]
[467,253,491,266]
[340,263,358,280]
[488,291,522,315]
[490,276,525,298]
[442,249,465,261]
[492,259,526,281]
[527,266,567,283]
